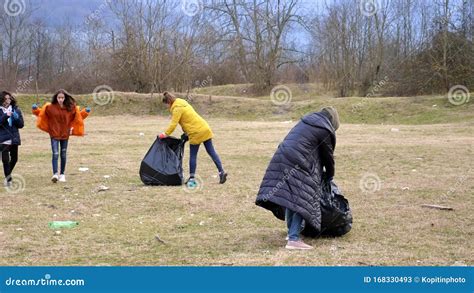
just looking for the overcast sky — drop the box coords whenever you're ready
[27,0,323,27]
[29,0,112,26]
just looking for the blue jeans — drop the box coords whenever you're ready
[51,138,68,175]
[189,139,224,177]
[286,208,304,241]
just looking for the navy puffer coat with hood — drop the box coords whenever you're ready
[255,111,336,232]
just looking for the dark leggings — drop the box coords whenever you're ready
[1,144,18,180]
[189,139,224,177]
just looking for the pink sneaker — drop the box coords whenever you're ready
[285,240,313,250]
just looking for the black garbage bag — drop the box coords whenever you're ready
[139,135,187,186]
[302,179,352,237]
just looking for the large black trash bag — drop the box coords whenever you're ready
[139,135,188,186]
[302,179,352,237]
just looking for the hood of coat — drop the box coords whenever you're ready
[301,111,335,134]
[170,98,189,112]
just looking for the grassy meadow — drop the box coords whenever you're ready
[0,86,472,265]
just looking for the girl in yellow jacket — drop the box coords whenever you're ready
[159,92,227,185]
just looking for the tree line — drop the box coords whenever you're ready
[0,0,473,97]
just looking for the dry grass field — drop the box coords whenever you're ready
[0,113,472,266]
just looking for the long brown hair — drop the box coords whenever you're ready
[51,89,76,111]
[162,91,176,104]
[0,91,16,107]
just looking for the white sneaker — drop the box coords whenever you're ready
[51,174,59,183]
[285,240,313,250]
[59,174,66,182]
[3,178,10,187]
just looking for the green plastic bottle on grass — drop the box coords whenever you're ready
[48,221,79,229]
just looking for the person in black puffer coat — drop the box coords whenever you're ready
[255,107,340,250]
[0,91,24,187]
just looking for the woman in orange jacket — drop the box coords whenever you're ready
[32,89,90,183]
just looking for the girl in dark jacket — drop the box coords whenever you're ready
[255,107,340,250]
[0,91,24,187]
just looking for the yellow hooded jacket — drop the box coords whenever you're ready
[165,98,213,144]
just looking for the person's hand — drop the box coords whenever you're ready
[158,133,168,139]
[181,133,189,142]
[12,111,19,120]
[6,111,12,117]
[85,107,91,113]
[32,104,38,110]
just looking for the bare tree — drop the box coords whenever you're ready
[209,0,302,89]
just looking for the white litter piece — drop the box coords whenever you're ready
[103,175,111,179]
[412,169,417,172]
[432,104,437,107]
[98,185,109,192]
[79,167,89,172]
[199,221,205,226]
[282,120,293,124]
[16,228,23,231]
[402,187,410,191]
[390,128,400,132]
[139,132,145,136]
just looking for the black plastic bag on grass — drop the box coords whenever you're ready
[302,179,352,237]
[139,136,187,186]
